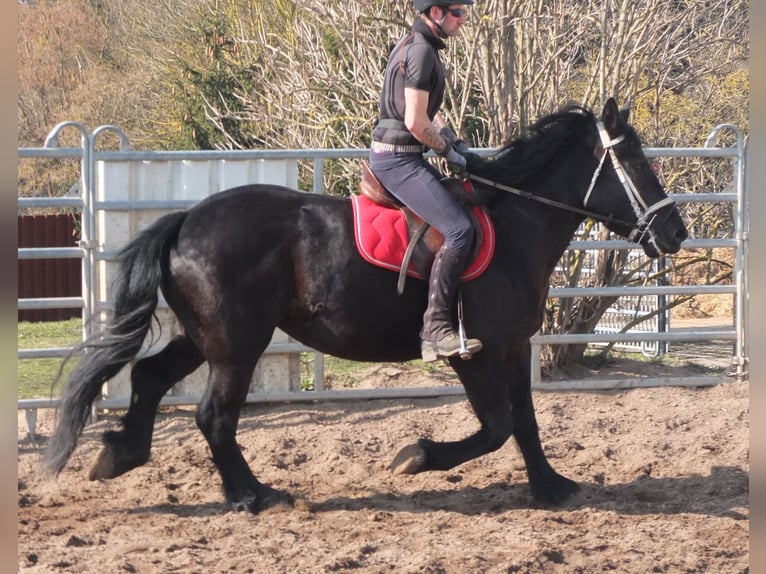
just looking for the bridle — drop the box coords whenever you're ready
[584,120,675,248]
[467,119,676,254]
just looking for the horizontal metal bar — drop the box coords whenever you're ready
[534,375,734,391]
[18,197,83,209]
[549,284,736,298]
[531,329,737,344]
[19,386,467,412]
[18,347,75,359]
[670,193,737,203]
[18,145,737,162]
[18,247,84,260]
[94,148,370,162]
[18,297,84,310]
[18,340,313,361]
[569,238,735,250]
[95,200,200,211]
[19,399,59,409]
[644,147,739,158]
[19,373,734,413]
[115,385,466,409]
[18,147,84,159]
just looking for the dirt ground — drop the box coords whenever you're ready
[18,358,748,574]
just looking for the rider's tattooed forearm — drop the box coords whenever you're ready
[422,126,449,155]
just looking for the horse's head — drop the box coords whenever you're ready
[585,98,688,257]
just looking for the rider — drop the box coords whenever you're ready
[369,0,482,363]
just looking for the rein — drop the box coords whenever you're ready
[466,175,637,230]
[468,119,676,252]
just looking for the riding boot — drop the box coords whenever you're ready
[420,246,483,362]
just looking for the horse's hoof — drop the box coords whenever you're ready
[390,443,426,475]
[531,474,581,506]
[230,486,294,514]
[88,444,149,480]
[256,487,294,513]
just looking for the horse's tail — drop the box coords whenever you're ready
[43,211,188,476]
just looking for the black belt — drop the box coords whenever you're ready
[376,118,408,130]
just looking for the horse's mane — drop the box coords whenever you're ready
[468,104,596,199]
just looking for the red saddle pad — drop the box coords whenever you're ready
[351,194,495,281]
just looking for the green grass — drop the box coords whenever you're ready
[18,319,82,399]
[298,352,457,391]
[299,353,367,390]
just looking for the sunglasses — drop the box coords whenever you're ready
[445,7,466,17]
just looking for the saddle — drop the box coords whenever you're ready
[353,161,495,294]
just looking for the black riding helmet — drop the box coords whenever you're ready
[413,0,474,14]
[413,0,473,38]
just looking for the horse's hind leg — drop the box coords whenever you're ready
[89,335,203,480]
[196,360,292,513]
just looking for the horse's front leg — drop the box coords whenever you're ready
[389,346,580,506]
[508,342,580,505]
[511,394,581,505]
[390,352,514,474]
[197,361,293,513]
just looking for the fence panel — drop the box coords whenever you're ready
[94,155,302,401]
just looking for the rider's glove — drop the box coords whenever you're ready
[440,126,471,154]
[452,139,472,155]
[440,126,478,171]
[442,147,467,175]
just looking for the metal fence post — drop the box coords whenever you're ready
[43,122,91,342]
[88,125,133,327]
[705,124,747,380]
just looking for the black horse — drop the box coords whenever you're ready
[44,99,687,512]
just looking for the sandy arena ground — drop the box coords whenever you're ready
[18,366,748,573]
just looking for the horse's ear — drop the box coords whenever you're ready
[602,97,620,132]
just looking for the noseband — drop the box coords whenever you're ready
[583,121,676,252]
[468,120,675,254]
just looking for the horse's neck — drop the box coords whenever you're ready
[491,181,586,283]
[525,149,593,243]
[500,180,584,236]
[487,144,595,274]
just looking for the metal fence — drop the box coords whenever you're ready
[555,230,666,358]
[17,121,748,438]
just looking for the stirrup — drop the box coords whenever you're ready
[421,334,483,363]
